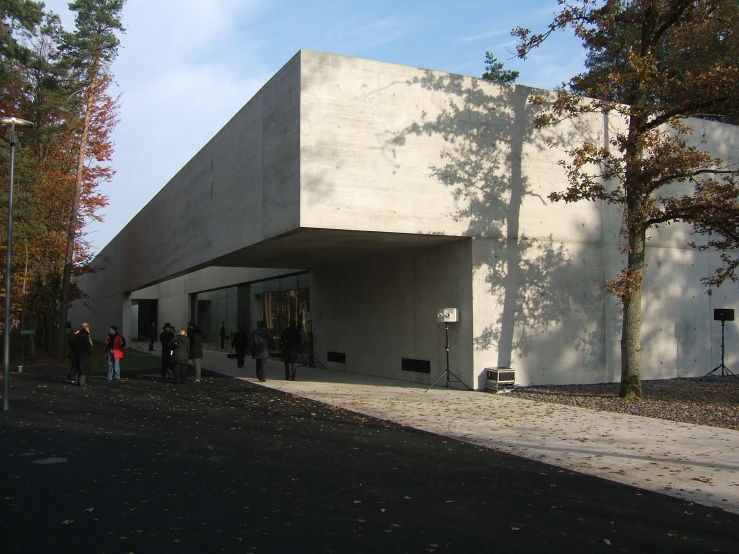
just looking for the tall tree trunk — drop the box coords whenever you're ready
[35,315,45,349]
[43,309,54,352]
[55,78,96,357]
[619,225,646,398]
[619,94,646,398]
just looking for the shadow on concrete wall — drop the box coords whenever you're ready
[383,72,604,385]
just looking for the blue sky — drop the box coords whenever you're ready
[42,0,586,253]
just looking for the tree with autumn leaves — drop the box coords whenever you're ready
[1,0,123,355]
[54,0,125,357]
[513,0,739,397]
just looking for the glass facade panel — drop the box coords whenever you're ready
[192,272,309,354]
[193,285,238,350]
[252,273,310,355]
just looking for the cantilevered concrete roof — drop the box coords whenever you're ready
[92,49,627,293]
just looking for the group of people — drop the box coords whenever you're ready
[67,323,127,386]
[226,320,274,381]
[65,318,304,386]
[229,319,302,382]
[158,322,204,384]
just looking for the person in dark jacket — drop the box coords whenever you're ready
[159,322,175,381]
[250,320,272,382]
[280,319,301,381]
[169,328,190,384]
[231,325,249,368]
[67,328,80,382]
[220,323,226,349]
[187,322,204,382]
[71,322,93,386]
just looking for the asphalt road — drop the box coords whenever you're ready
[1,369,738,553]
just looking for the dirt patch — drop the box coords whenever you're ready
[505,378,739,430]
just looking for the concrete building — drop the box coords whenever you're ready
[69,50,739,389]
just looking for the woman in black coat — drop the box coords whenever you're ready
[169,328,190,384]
[71,323,93,386]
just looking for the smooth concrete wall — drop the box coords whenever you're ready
[471,237,608,387]
[471,230,739,387]
[310,240,473,385]
[296,52,739,387]
[639,249,739,379]
[299,51,606,244]
[298,51,739,255]
[89,52,302,295]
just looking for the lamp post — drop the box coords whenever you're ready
[1,117,34,411]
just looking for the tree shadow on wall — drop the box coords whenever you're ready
[382,72,604,387]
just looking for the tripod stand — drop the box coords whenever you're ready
[702,319,739,382]
[426,322,472,392]
[297,322,325,369]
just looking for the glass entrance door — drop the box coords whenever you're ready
[251,273,310,357]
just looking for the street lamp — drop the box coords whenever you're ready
[1,117,34,411]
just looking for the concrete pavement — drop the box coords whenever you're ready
[146,343,739,515]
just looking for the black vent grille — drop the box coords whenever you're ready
[327,351,346,363]
[401,358,431,374]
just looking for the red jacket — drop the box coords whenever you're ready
[105,334,125,360]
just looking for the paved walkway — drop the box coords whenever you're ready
[150,344,739,516]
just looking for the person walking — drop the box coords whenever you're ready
[187,322,204,382]
[280,319,301,380]
[71,322,93,386]
[169,328,190,384]
[147,321,157,351]
[231,325,249,368]
[250,320,272,382]
[159,322,175,381]
[219,322,226,349]
[67,328,80,383]
[105,326,126,381]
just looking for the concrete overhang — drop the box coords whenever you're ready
[210,228,467,269]
[96,50,525,293]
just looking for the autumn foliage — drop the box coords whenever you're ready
[1,1,121,353]
[513,0,739,397]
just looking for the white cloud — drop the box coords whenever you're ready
[457,30,510,44]
[120,0,261,59]
[327,16,422,52]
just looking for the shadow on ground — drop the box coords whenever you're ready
[1,370,738,553]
